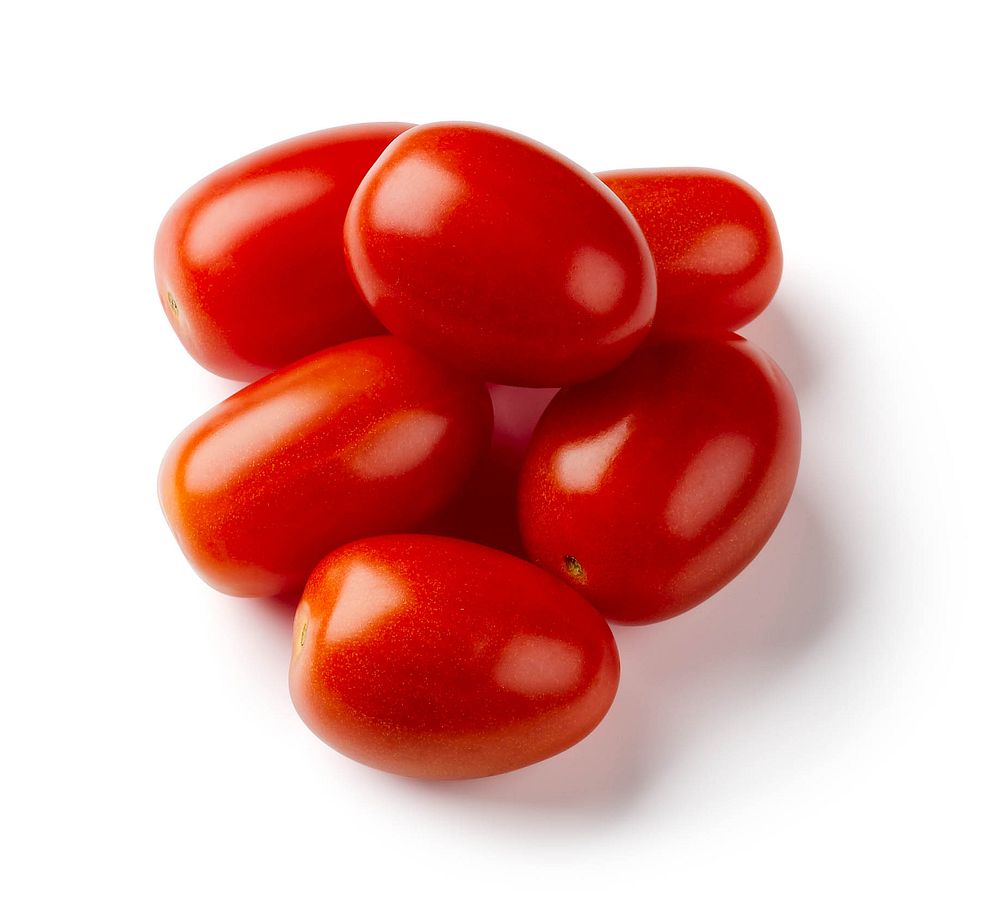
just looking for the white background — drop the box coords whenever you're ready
[3,2,997,905]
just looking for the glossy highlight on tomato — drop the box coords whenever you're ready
[289,535,620,779]
[345,122,657,387]
[159,337,492,598]
[155,123,412,380]
[598,169,782,336]
[519,335,800,624]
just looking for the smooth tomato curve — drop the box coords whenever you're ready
[598,169,782,336]
[421,384,557,556]
[155,123,412,380]
[519,335,800,624]
[290,535,620,779]
[345,122,656,387]
[159,337,492,598]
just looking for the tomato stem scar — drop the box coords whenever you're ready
[563,555,587,583]
[298,617,308,649]
[166,291,179,315]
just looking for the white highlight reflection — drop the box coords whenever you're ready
[325,561,407,643]
[494,634,583,697]
[185,385,330,494]
[565,247,627,314]
[677,223,758,275]
[187,170,335,266]
[371,154,465,236]
[351,410,449,479]
[554,416,633,493]
[663,433,755,538]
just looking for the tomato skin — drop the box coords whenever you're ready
[518,335,800,624]
[158,337,492,598]
[344,122,657,387]
[421,384,557,556]
[597,169,782,336]
[289,535,620,779]
[155,123,412,380]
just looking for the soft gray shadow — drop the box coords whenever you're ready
[193,370,247,405]
[214,591,298,690]
[741,292,818,394]
[245,590,299,621]
[394,489,843,820]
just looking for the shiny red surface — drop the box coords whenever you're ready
[159,337,492,598]
[345,122,656,387]
[519,335,800,624]
[155,123,411,380]
[422,384,557,555]
[289,535,620,779]
[598,169,782,336]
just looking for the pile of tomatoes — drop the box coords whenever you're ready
[156,122,800,780]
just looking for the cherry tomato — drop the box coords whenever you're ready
[159,337,492,598]
[155,123,412,380]
[518,335,800,624]
[421,384,557,556]
[344,122,656,387]
[597,169,782,336]
[289,535,620,779]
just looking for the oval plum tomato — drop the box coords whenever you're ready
[158,337,492,598]
[155,123,412,380]
[289,535,620,779]
[421,384,557,556]
[519,335,800,624]
[344,122,656,387]
[597,169,782,336]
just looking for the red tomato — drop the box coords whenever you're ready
[518,335,800,624]
[421,384,557,556]
[289,535,620,779]
[159,337,492,598]
[344,122,656,387]
[597,169,782,336]
[155,123,412,380]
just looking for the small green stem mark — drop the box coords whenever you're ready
[563,555,587,583]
